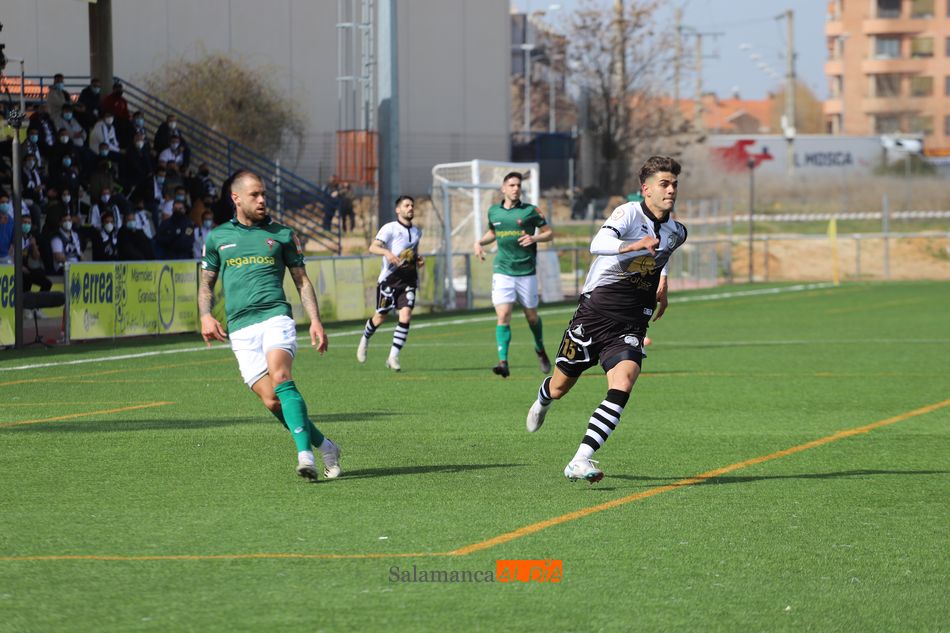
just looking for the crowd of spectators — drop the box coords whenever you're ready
[1,75,218,289]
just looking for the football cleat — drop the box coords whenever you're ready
[492,361,510,378]
[526,400,548,433]
[296,459,318,482]
[321,439,342,479]
[356,337,368,363]
[564,458,604,483]
[536,349,552,374]
[385,355,401,372]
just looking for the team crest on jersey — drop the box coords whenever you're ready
[610,207,625,221]
[517,219,523,226]
[265,238,275,250]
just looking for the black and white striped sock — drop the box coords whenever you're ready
[537,376,553,407]
[390,321,410,357]
[363,319,378,340]
[575,389,629,460]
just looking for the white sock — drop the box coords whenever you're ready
[298,450,315,466]
[572,444,595,462]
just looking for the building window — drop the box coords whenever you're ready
[945,76,950,97]
[831,75,844,98]
[875,36,902,59]
[911,0,934,18]
[909,115,934,135]
[910,37,934,58]
[910,75,933,96]
[945,116,950,137]
[874,74,902,97]
[946,37,950,57]
[874,114,902,134]
[877,0,901,18]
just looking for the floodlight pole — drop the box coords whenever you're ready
[8,105,25,347]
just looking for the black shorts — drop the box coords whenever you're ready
[554,300,648,377]
[375,282,416,314]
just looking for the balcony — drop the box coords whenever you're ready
[862,58,927,74]
[862,96,916,113]
[825,59,844,75]
[824,99,843,115]
[862,18,928,34]
[825,20,844,37]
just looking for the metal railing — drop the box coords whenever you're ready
[22,75,342,253]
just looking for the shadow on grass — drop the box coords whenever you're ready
[0,411,398,433]
[339,463,526,480]
[610,469,950,486]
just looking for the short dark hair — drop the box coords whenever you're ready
[502,171,524,184]
[395,195,414,207]
[638,156,682,185]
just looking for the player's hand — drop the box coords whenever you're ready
[385,251,400,266]
[624,236,659,256]
[517,232,535,247]
[200,314,228,347]
[417,255,425,268]
[310,322,328,354]
[474,242,485,261]
[653,279,669,321]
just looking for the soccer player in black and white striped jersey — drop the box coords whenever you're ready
[525,157,688,483]
[357,196,423,371]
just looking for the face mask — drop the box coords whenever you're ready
[22,223,32,233]
[63,195,71,204]
[92,86,101,95]
[104,222,115,233]
[60,135,70,144]
[134,118,145,127]
[63,112,73,121]
[203,220,213,229]
[101,194,111,203]
[62,221,73,231]
[104,117,114,126]
[170,142,180,150]
[127,219,140,230]
[135,141,144,150]
[157,177,165,186]
[54,82,64,91]
[29,134,39,143]
[63,157,72,167]
[100,150,109,157]
[0,203,11,214]
[175,194,185,202]
[168,122,177,130]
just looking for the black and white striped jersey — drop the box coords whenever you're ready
[580,201,687,324]
[374,220,422,286]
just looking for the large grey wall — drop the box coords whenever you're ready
[1,0,510,195]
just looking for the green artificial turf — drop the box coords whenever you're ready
[1,281,948,632]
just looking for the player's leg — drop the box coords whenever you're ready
[386,301,414,371]
[564,360,640,483]
[526,367,579,432]
[358,284,392,363]
[491,273,516,377]
[518,275,550,373]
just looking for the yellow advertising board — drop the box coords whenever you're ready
[333,258,367,321]
[67,262,116,340]
[114,262,199,336]
[0,265,14,346]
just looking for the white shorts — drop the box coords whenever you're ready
[491,273,539,309]
[229,315,298,387]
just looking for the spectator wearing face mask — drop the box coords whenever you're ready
[49,128,78,181]
[27,105,57,157]
[20,209,53,291]
[77,78,102,130]
[131,112,151,149]
[129,199,156,240]
[50,214,83,274]
[19,130,44,172]
[22,155,47,212]
[192,210,215,259]
[157,201,196,260]
[0,194,14,261]
[118,210,156,261]
[89,187,124,231]
[161,186,189,221]
[51,158,82,204]
[55,104,88,150]
[101,81,130,121]
[92,211,120,261]
[158,132,188,170]
[89,112,120,155]
[46,74,71,123]
[154,114,181,155]
[40,187,68,272]
[121,132,154,193]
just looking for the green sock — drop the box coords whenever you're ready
[273,380,312,452]
[529,317,544,353]
[496,325,511,362]
[306,420,325,449]
[270,407,289,430]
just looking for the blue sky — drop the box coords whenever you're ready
[514,0,828,100]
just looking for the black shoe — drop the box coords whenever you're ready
[536,349,552,374]
[492,361,510,378]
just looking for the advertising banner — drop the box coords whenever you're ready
[0,265,14,346]
[114,262,199,336]
[67,263,116,340]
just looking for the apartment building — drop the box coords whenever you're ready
[824,0,950,157]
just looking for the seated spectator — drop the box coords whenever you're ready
[196,164,218,198]
[130,197,156,240]
[132,166,167,231]
[153,114,180,154]
[20,210,52,291]
[158,133,187,169]
[117,209,155,261]
[193,209,214,259]
[100,81,130,121]
[40,187,68,272]
[77,78,102,130]
[89,112,121,155]
[20,131,44,173]
[22,155,47,213]
[49,213,83,274]
[0,194,13,261]
[161,186,189,220]
[55,104,88,150]
[121,131,153,193]
[89,186,124,230]
[51,158,82,204]
[27,104,57,157]
[49,128,78,180]
[46,73,71,122]
[131,111,150,146]
[92,211,120,261]
[157,201,196,260]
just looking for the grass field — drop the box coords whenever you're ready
[1,281,948,632]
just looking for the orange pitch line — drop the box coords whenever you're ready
[0,402,176,429]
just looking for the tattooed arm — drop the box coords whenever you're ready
[289,266,328,353]
[199,269,228,345]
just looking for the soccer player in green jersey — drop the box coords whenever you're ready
[473,171,553,378]
[199,170,342,482]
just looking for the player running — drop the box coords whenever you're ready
[524,156,688,483]
[199,170,341,482]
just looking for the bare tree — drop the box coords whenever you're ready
[769,80,825,135]
[143,53,305,159]
[566,0,692,192]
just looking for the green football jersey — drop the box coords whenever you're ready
[487,201,547,276]
[201,217,305,333]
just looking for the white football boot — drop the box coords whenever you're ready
[563,458,604,483]
[526,401,548,433]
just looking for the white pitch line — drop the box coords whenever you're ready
[0,282,837,372]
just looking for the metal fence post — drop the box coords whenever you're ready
[464,254,473,309]
[855,235,861,279]
[882,193,890,279]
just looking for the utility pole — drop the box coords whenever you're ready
[88,0,114,88]
[694,33,703,132]
[377,0,398,225]
[673,7,682,106]
[782,9,796,176]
